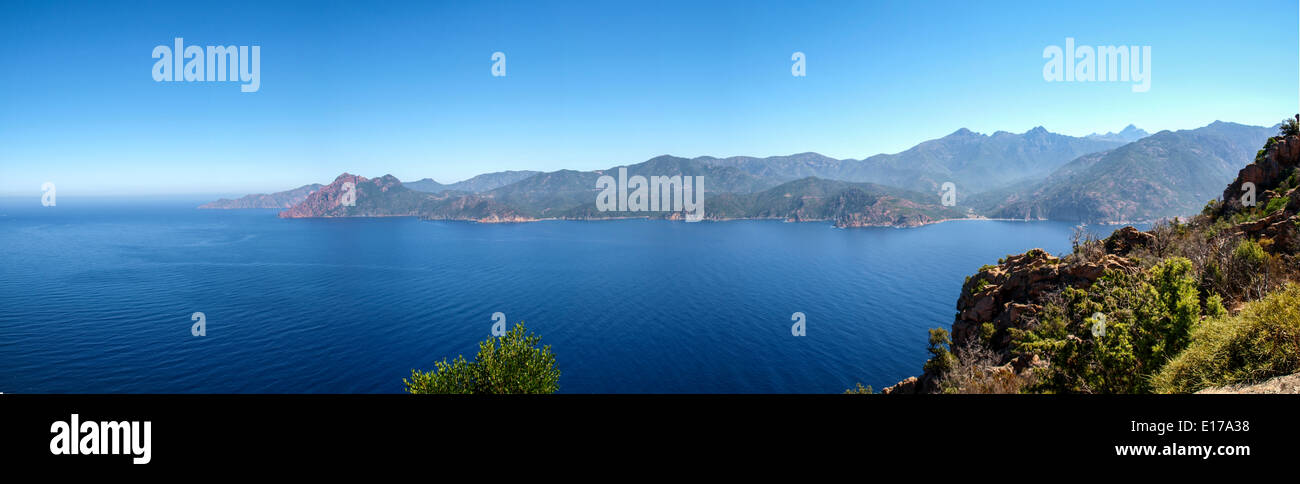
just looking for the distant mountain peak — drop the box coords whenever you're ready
[1086,124,1149,143]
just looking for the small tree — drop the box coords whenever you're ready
[1280,115,1300,137]
[922,328,956,375]
[404,322,560,394]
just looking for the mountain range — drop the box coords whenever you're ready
[695,127,1132,195]
[203,121,1278,226]
[977,121,1274,223]
[403,170,542,194]
[198,183,323,209]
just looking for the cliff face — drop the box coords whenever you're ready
[1216,134,1300,257]
[1218,135,1300,215]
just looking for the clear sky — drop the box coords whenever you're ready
[1,0,1296,196]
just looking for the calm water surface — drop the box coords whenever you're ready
[0,198,1137,393]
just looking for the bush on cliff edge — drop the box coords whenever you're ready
[1013,257,1202,394]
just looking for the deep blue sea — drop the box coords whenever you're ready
[0,197,1136,393]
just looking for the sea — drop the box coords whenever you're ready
[0,197,1138,393]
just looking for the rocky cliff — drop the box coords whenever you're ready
[279,173,426,218]
[883,228,1151,394]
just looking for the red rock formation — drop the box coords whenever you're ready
[279,173,424,218]
[1219,134,1300,217]
[279,173,370,218]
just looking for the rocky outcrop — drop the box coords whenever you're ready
[1219,134,1300,216]
[883,238,1144,394]
[1103,226,1155,256]
[279,173,427,218]
[952,249,1139,354]
[1229,193,1300,251]
[1215,133,1300,253]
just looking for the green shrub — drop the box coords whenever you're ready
[404,322,560,394]
[1014,258,1201,393]
[1153,284,1300,393]
[1234,239,1267,266]
[1150,257,1202,354]
[922,328,956,375]
[1280,117,1300,137]
[844,383,874,394]
[1201,199,1219,216]
[1205,293,1227,319]
[980,322,996,345]
[1264,195,1289,214]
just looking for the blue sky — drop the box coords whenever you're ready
[0,0,1296,196]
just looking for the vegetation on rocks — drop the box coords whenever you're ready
[879,119,1300,394]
